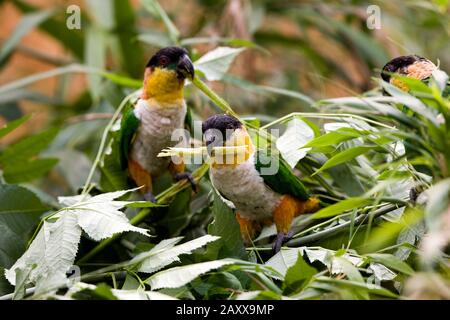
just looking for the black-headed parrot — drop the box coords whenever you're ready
[119,47,195,201]
[201,114,320,252]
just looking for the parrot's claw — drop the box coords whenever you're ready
[175,172,198,193]
[143,192,156,203]
[272,231,294,254]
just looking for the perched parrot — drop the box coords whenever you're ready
[119,47,195,201]
[381,55,440,196]
[202,114,320,252]
[381,55,437,91]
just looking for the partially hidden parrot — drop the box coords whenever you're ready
[119,47,195,201]
[381,55,437,91]
[202,114,320,252]
[381,55,441,197]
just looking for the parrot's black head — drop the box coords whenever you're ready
[146,46,194,80]
[202,114,243,149]
[381,55,435,83]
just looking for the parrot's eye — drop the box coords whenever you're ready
[159,56,169,66]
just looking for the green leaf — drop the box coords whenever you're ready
[0,10,53,66]
[315,146,373,174]
[207,191,246,260]
[146,259,236,290]
[303,128,366,149]
[85,26,106,100]
[366,253,414,276]
[276,118,314,168]
[0,127,59,164]
[160,189,192,236]
[265,248,305,277]
[0,184,49,269]
[316,277,397,298]
[131,235,220,273]
[3,158,58,184]
[141,0,180,43]
[12,266,33,300]
[380,80,439,125]
[283,253,317,295]
[57,189,149,241]
[310,197,371,219]
[0,115,30,139]
[194,47,245,81]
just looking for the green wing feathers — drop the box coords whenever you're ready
[255,149,310,200]
[119,106,140,169]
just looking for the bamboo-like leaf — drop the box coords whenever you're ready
[310,197,371,219]
[314,146,373,175]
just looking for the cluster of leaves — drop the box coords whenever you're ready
[0,0,449,300]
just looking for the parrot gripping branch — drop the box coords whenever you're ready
[76,163,209,263]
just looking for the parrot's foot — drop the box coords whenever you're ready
[143,192,156,203]
[272,231,294,254]
[175,172,197,192]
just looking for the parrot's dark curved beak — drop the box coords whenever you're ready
[177,54,195,80]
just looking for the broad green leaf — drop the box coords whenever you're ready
[265,248,304,277]
[100,128,129,192]
[331,256,364,282]
[0,127,59,164]
[160,189,192,236]
[283,253,317,295]
[0,115,30,139]
[366,253,414,276]
[368,263,396,282]
[194,47,245,81]
[5,212,81,292]
[328,164,365,196]
[3,158,58,184]
[207,191,246,260]
[315,146,373,174]
[0,184,49,269]
[12,266,32,300]
[276,118,314,168]
[0,10,53,66]
[131,235,220,273]
[310,197,371,219]
[146,259,235,290]
[57,189,149,241]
